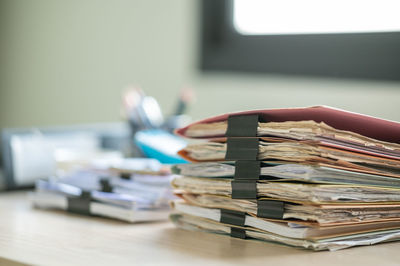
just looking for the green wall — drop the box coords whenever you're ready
[1,0,400,129]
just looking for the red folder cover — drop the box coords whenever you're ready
[176,106,400,144]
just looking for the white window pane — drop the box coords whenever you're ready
[234,0,400,35]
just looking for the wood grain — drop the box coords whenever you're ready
[1,192,400,266]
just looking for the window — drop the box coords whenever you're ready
[201,0,400,80]
[234,0,400,35]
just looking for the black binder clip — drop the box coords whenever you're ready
[226,114,259,137]
[99,178,113,193]
[220,209,246,227]
[119,172,131,180]
[225,138,259,161]
[234,161,261,180]
[67,191,92,216]
[230,227,247,239]
[231,160,260,199]
[257,200,285,219]
[231,180,257,199]
[220,209,247,239]
[225,114,263,200]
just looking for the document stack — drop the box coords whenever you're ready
[170,106,400,251]
[30,158,174,222]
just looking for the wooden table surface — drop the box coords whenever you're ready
[1,192,400,266]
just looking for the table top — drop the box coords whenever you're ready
[1,191,400,266]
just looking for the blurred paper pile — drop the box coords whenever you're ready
[30,158,175,222]
[170,106,400,251]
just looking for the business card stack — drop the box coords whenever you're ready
[30,158,174,222]
[170,106,400,251]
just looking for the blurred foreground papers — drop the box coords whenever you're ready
[30,158,175,222]
[170,106,400,251]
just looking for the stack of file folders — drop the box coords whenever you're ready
[170,106,400,251]
[30,159,174,222]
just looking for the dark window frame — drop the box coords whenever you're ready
[200,0,400,80]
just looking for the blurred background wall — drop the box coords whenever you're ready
[1,0,399,129]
